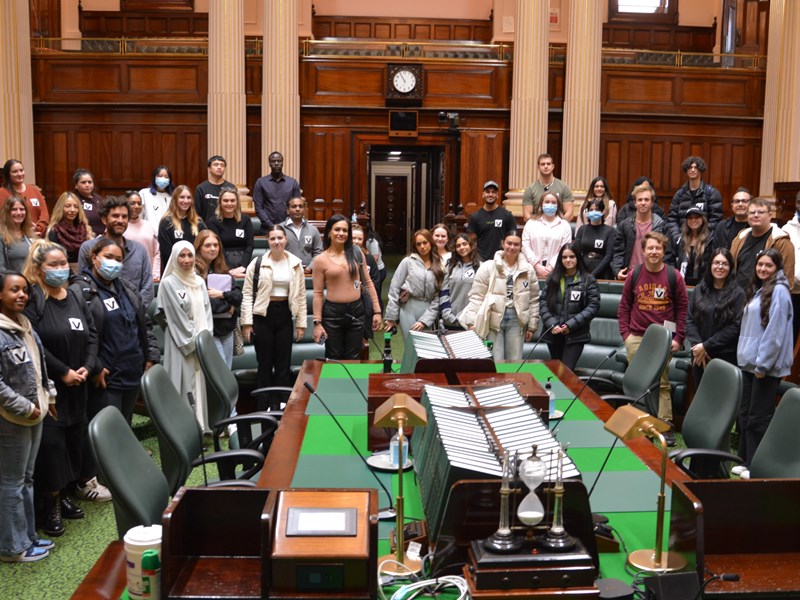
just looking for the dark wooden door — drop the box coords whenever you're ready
[374,175,409,255]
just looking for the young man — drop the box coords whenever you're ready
[731,197,794,290]
[252,151,301,232]
[466,180,517,261]
[194,155,235,221]
[612,183,673,280]
[617,231,688,442]
[667,155,723,239]
[522,153,575,222]
[712,187,751,251]
[283,196,322,273]
[77,196,154,307]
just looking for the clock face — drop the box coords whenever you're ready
[392,69,417,94]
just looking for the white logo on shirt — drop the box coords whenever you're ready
[84,203,93,211]
[235,229,245,238]
[174,230,183,239]
[695,202,704,210]
[177,290,187,300]
[31,198,40,207]
[570,290,582,302]
[304,235,312,244]
[594,239,604,249]
[654,287,666,300]
[69,318,84,331]
[10,347,28,364]
[103,298,119,311]
[465,267,475,278]
[494,219,502,228]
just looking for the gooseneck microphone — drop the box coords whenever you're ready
[186,392,209,488]
[303,381,396,520]
[551,348,618,437]
[315,357,369,404]
[514,323,557,373]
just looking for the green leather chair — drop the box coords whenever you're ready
[668,359,742,478]
[595,323,673,417]
[88,406,170,538]
[141,364,269,496]
[749,388,800,478]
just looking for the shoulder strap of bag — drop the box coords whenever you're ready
[252,255,264,294]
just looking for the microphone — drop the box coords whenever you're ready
[315,358,369,404]
[514,323,557,373]
[303,381,396,520]
[586,380,661,499]
[186,392,209,488]
[550,348,617,437]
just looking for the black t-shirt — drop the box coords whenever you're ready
[194,180,235,221]
[735,231,769,288]
[467,206,518,261]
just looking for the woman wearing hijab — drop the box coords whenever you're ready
[157,241,213,432]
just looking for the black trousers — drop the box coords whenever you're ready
[322,299,365,360]
[253,301,294,404]
[546,337,585,371]
[738,370,780,465]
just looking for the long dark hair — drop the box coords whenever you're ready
[693,248,740,325]
[446,233,480,275]
[2,159,22,192]
[323,214,359,280]
[578,176,613,220]
[411,229,444,290]
[746,248,784,328]
[545,242,588,312]
[148,164,175,196]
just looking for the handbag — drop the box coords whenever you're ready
[233,318,245,356]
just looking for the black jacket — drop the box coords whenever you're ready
[667,181,723,239]
[70,272,160,371]
[539,272,600,345]
[611,214,675,276]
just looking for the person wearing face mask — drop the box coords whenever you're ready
[139,164,175,229]
[521,191,573,280]
[574,198,616,280]
[23,240,101,534]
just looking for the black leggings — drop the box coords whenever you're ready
[322,299,365,360]
[253,301,294,401]
[546,337,585,371]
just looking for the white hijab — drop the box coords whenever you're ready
[161,241,209,333]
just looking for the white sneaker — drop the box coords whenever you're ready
[731,465,748,476]
[740,469,751,480]
[74,477,112,502]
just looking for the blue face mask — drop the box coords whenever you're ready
[44,268,70,287]
[542,204,558,217]
[98,258,123,281]
[155,176,170,190]
[586,210,603,222]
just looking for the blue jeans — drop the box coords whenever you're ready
[0,417,42,556]
[488,307,523,361]
[214,331,234,369]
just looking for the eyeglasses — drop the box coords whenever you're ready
[711,261,730,267]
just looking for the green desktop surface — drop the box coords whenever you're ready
[294,361,669,584]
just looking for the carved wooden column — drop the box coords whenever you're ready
[759,0,784,198]
[771,0,800,186]
[0,0,36,175]
[560,0,603,203]
[208,0,247,191]
[505,0,550,216]
[262,0,300,178]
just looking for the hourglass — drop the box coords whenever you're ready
[517,445,547,526]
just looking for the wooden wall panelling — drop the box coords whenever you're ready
[300,128,352,215]
[602,22,717,52]
[458,130,507,215]
[79,10,208,37]
[311,17,493,43]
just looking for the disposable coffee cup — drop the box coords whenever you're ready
[123,525,162,598]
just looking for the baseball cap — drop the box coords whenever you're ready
[483,180,499,191]
[685,207,704,217]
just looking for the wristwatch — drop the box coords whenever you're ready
[313,320,322,326]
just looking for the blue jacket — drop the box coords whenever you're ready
[737,271,794,377]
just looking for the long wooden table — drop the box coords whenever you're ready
[73,359,730,598]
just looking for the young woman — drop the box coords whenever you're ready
[72,169,105,236]
[384,229,444,340]
[241,225,306,407]
[139,164,174,229]
[158,184,206,276]
[312,215,381,359]
[0,197,35,273]
[47,192,94,267]
[194,230,242,367]
[72,238,159,424]
[432,223,451,264]
[573,198,617,280]
[0,159,49,236]
[0,272,56,563]
[538,242,600,370]
[686,248,745,386]
[122,190,160,278]
[205,187,253,278]
[436,233,481,329]
[157,241,213,432]
[575,176,617,233]
[521,191,573,280]
[351,224,380,293]
[460,231,539,360]
[676,207,712,286]
[736,248,794,474]
[23,241,100,535]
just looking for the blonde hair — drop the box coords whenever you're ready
[0,196,34,245]
[165,184,202,235]
[23,239,68,298]
[214,187,242,222]
[47,191,94,241]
